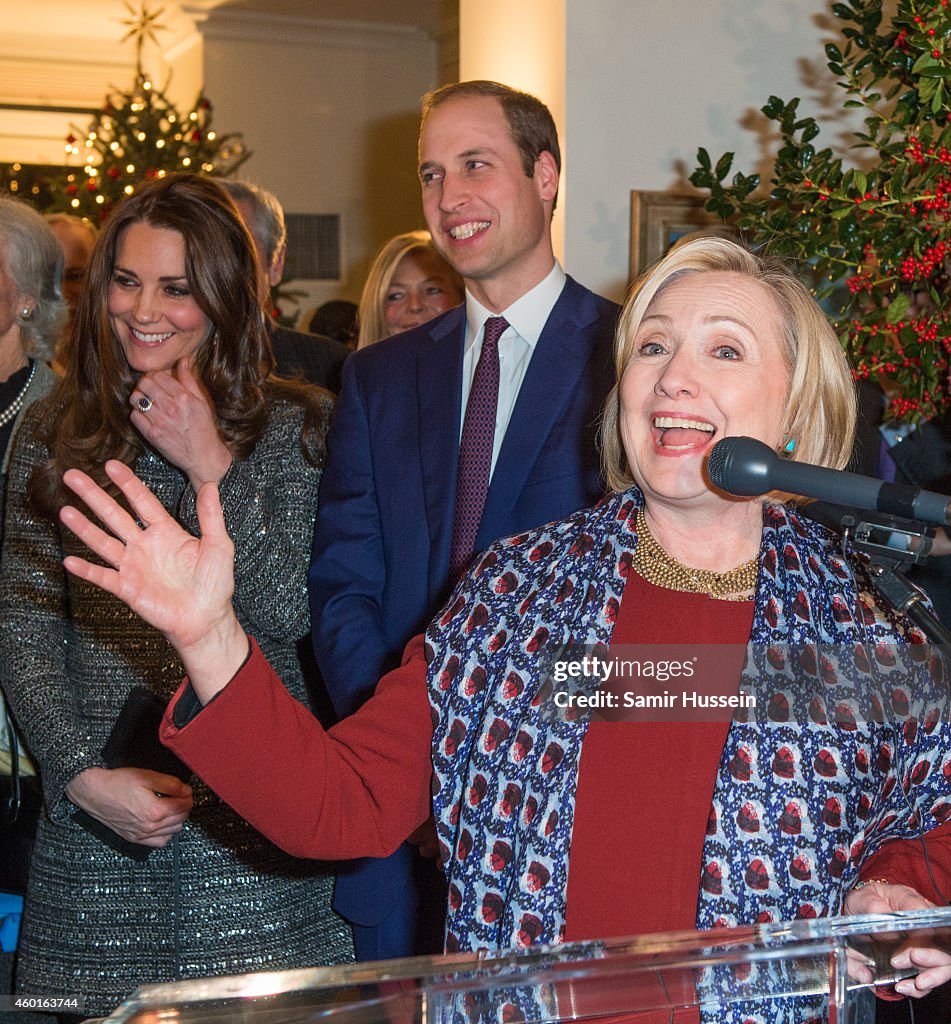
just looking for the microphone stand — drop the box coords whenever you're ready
[834,510,951,647]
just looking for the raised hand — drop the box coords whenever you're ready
[130,356,232,491]
[60,460,248,702]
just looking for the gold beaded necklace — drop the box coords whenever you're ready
[633,507,758,601]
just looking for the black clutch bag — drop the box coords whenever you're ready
[72,686,191,861]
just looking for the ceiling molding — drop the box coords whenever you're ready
[186,6,432,50]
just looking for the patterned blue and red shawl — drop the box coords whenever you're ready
[427,487,951,956]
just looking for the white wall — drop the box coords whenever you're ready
[459,0,566,260]
[564,0,853,302]
[198,10,438,314]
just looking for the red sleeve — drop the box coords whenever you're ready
[160,634,433,860]
[859,822,951,903]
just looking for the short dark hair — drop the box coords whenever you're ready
[421,80,560,209]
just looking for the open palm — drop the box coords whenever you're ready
[61,460,235,652]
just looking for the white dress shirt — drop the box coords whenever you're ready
[460,261,567,475]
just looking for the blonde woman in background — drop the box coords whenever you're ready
[357,230,463,349]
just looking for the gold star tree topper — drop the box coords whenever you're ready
[117,1,169,75]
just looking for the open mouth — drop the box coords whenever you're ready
[448,221,490,241]
[130,327,174,345]
[652,415,716,451]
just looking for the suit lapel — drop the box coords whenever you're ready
[477,278,598,546]
[417,307,466,590]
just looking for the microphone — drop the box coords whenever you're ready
[707,436,951,526]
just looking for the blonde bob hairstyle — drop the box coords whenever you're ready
[356,230,462,349]
[600,236,856,494]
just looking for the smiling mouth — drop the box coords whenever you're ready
[130,327,174,344]
[653,415,716,451]
[448,221,490,240]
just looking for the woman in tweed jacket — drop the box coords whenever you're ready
[0,175,352,1015]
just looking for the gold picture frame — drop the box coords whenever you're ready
[629,190,730,281]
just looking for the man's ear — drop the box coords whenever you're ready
[269,242,286,287]
[535,151,559,204]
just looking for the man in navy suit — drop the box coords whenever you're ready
[309,80,619,961]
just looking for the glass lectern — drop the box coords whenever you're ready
[94,908,951,1024]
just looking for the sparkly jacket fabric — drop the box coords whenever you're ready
[0,359,57,775]
[0,360,57,536]
[0,393,353,1014]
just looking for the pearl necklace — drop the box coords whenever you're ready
[633,506,758,601]
[0,361,36,430]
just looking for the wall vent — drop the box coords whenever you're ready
[284,212,341,281]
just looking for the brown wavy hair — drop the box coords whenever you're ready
[31,173,328,517]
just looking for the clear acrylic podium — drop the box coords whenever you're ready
[95,908,951,1023]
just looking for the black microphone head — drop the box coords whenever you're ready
[707,436,778,497]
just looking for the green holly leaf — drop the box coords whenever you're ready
[913,52,940,74]
[826,42,844,62]
[885,292,911,323]
[714,152,734,180]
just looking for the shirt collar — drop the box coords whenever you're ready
[464,261,567,352]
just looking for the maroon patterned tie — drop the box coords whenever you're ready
[450,316,509,580]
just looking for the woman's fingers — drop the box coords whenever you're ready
[59,506,127,569]
[62,461,175,551]
[63,460,173,535]
[103,459,173,528]
[195,480,229,547]
[62,553,120,597]
[62,466,140,542]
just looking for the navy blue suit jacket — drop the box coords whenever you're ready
[309,275,618,927]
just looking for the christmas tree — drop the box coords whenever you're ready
[5,2,250,222]
[691,0,951,424]
[53,75,249,222]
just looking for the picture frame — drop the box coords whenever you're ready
[629,190,731,281]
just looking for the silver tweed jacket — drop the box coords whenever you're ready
[0,393,353,1014]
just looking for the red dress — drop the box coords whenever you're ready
[564,572,754,941]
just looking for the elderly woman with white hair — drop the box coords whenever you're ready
[0,195,63,1011]
[58,237,951,1021]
